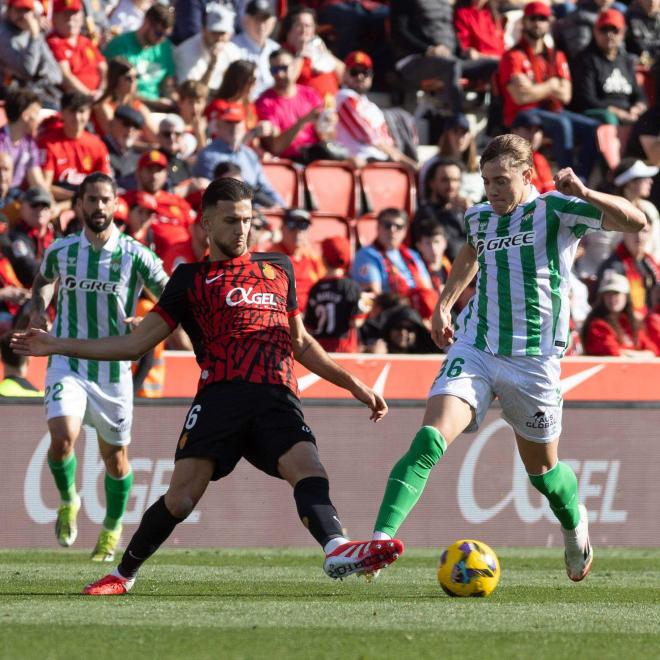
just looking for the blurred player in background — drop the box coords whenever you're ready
[14,178,403,595]
[24,172,168,561]
[369,134,647,582]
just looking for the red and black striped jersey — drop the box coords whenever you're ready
[153,251,300,394]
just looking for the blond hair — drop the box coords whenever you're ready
[481,134,533,170]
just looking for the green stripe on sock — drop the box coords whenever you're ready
[103,470,134,531]
[374,426,447,537]
[48,453,77,502]
[528,461,580,530]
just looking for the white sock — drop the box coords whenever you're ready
[324,536,349,554]
[372,531,392,541]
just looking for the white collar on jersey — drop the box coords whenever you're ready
[522,186,540,206]
[80,222,121,253]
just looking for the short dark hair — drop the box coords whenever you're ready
[1,337,26,369]
[481,134,533,170]
[280,6,316,42]
[4,89,40,123]
[145,4,175,29]
[424,157,465,199]
[202,177,253,212]
[61,91,94,112]
[412,219,448,245]
[213,162,242,179]
[79,173,118,199]
[269,48,293,62]
[377,207,408,225]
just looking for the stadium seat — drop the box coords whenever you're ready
[308,213,357,255]
[303,160,359,218]
[358,161,417,218]
[261,159,304,209]
[596,124,632,172]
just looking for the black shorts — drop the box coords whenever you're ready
[175,381,317,480]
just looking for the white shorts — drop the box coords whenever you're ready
[428,342,562,443]
[45,368,133,446]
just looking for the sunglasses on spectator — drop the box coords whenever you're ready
[160,130,183,137]
[152,26,170,38]
[349,67,372,77]
[285,219,310,230]
[528,15,549,21]
[379,221,406,231]
[270,64,289,75]
[598,25,620,34]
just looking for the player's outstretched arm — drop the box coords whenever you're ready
[431,243,478,348]
[11,312,172,361]
[289,314,388,422]
[554,168,647,232]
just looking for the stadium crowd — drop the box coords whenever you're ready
[1,0,659,396]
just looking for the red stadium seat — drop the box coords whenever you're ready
[358,162,417,218]
[308,213,356,255]
[355,216,378,248]
[261,159,303,209]
[303,160,359,218]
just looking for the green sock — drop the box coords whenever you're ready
[374,426,447,537]
[103,470,134,531]
[528,461,580,530]
[48,453,77,503]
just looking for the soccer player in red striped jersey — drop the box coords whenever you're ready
[13,177,404,595]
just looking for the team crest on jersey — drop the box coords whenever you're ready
[68,257,77,268]
[261,263,276,280]
[169,205,181,217]
[83,155,92,171]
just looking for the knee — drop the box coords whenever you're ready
[164,490,196,519]
[408,426,446,466]
[49,436,76,461]
[103,449,130,478]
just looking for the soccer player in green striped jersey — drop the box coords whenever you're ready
[26,173,168,561]
[371,134,647,582]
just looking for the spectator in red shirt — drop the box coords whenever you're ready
[280,6,343,98]
[123,150,200,263]
[46,0,107,97]
[271,208,325,312]
[582,271,660,356]
[509,108,555,193]
[454,0,505,61]
[498,1,600,181]
[256,48,330,163]
[39,92,111,201]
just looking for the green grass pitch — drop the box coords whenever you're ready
[1,548,660,660]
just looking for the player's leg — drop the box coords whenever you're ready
[47,415,83,547]
[277,441,404,579]
[515,432,592,581]
[372,394,472,540]
[499,355,591,581]
[83,456,214,595]
[91,438,132,562]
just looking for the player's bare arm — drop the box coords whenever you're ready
[431,243,478,348]
[25,273,57,330]
[554,168,648,232]
[288,313,388,422]
[11,311,172,361]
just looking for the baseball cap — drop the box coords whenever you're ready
[596,8,625,30]
[598,272,630,295]
[524,1,552,17]
[22,187,51,207]
[445,113,470,132]
[53,0,82,12]
[511,108,543,129]
[245,0,274,18]
[283,208,311,229]
[114,196,129,222]
[206,99,245,123]
[345,51,373,70]
[135,192,158,212]
[7,0,35,10]
[205,5,235,33]
[114,104,145,128]
[613,159,659,187]
[138,150,168,169]
[321,236,351,269]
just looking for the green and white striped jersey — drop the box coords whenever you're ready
[40,225,168,382]
[456,188,603,357]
